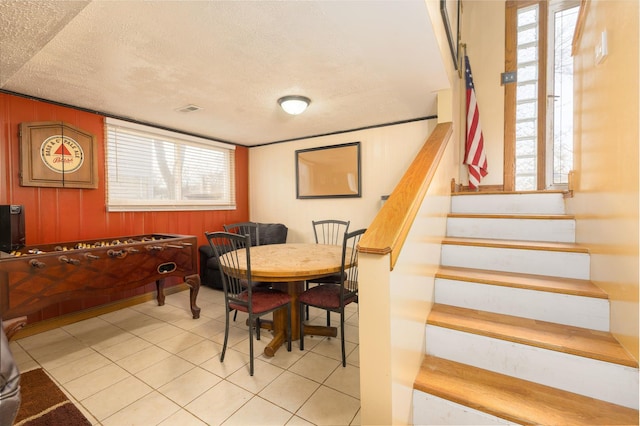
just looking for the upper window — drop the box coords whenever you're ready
[505,0,579,191]
[105,118,236,212]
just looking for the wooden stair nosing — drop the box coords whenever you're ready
[451,189,567,196]
[448,213,575,220]
[427,304,638,368]
[435,266,608,299]
[414,355,639,426]
[442,236,589,253]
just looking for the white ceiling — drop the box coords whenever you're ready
[0,0,450,146]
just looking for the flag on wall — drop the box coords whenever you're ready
[464,55,488,190]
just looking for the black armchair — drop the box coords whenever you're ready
[199,222,288,289]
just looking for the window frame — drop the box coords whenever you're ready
[504,0,548,192]
[105,117,236,212]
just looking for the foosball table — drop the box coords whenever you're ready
[0,233,201,322]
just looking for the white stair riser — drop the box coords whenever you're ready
[412,391,518,425]
[426,326,639,409]
[441,245,590,280]
[446,217,575,243]
[451,193,565,215]
[434,279,610,331]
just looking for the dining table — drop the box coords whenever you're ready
[221,243,352,357]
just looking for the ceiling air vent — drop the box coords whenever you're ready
[176,104,202,113]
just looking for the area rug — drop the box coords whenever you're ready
[13,368,91,426]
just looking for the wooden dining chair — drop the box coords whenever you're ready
[299,228,365,367]
[305,219,350,324]
[206,231,291,376]
[223,222,260,246]
[223,222,262,321]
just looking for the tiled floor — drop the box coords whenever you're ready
[9,286,361,425]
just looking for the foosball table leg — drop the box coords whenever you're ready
[155,279,166,306]
[185,274,201,319]
[2,316,27,341]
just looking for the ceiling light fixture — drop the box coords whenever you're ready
[278,95,311,115]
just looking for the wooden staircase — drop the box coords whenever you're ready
[413,191,639,425]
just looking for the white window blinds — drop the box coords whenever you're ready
[105,118,236,212]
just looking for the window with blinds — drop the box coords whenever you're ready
[105,118,236,212]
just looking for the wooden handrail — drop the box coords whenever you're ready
[359,122,453,269]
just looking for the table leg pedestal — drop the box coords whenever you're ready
[262,281,337,357]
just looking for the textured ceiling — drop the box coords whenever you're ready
[0,0,449,146]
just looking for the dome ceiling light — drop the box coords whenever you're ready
[278,95,311,115]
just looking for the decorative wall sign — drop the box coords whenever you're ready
[20,121,98,189]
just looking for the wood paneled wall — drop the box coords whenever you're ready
[0,92,249,321]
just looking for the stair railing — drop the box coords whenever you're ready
[358,121,455,425]
[359,122,453,267]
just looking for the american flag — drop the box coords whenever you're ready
[464,55,488,189]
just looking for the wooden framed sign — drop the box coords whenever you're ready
[20,121,98,189]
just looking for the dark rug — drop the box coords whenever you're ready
[13,368,91,426]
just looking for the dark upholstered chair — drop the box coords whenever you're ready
[199,223,288,290]
[305,219,350,324]
[206,231,291,376]
[299,228,365,367]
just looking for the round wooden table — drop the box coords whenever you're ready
[222,243,350,357]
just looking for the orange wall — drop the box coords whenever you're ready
[0,92,249,321]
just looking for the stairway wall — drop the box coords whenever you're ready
[568,0,639,361]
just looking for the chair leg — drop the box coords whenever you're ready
[256,317,261,340]
[248,314,254,376]
[340,310,346,367]
[233,309,238,322]
[287,304,292,352]
[326,311,331,327]
[299,301,305,351]
[221,304,230,363]
[304,282,310,320]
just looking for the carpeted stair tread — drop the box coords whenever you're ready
[436,265,607,298]
[414,355,639,425]
[428,304,638,367]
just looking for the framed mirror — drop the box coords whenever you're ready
[295,142,361,199]
[441,0,461,71]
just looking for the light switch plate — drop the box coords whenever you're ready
[595,30,608,64]
[501,71,517,85]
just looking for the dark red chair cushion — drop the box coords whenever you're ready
[308,272,344,284]
[299,284,356,309]
[229,289,290,314]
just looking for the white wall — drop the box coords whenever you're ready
[459,0,505,187]
[249,119,438,240]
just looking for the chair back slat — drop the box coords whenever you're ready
[312,219,350,245]
[341,228,365,301]
[205,231,253,311]
[223,222,260,246]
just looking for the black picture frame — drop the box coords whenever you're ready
[440,0,461,71]
[295,142,361,199]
